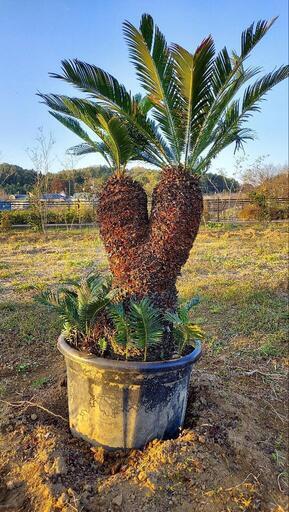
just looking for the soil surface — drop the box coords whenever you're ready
[0,350,287,512]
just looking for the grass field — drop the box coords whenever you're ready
[0,224,288,511]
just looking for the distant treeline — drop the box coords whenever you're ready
[0,163,240,196]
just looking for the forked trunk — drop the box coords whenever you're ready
[98,166,203,310]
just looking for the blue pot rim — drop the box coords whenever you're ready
[58,335,202,374]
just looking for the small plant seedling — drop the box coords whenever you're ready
[16,363,31,374]
[31,377,49,389]
[98,338,107,356]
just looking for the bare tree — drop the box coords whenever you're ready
[236,154,276,189]
[26,127,55,233]
[57,152,84,197]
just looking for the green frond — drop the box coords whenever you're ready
[188,17,281,169]
[241,65,289,114]
[40,92,136,169]
[123,16,183,163]
[241,18,278,58]
[139,13,154,51]
[109,303,131,348]
[67,142,101,156]
[49,111,94,145]
[129,298,163,361]
[190,64,262,166]
[50,60,171,165]
[165,302,203,355]
[96,114,133,169]
[50,59,133,113]
[194,64,288,173]
[172,36,215,166]
[40,14,287,175]
[35,272,113,340]
[48,111,112,166]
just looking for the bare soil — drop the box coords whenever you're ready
[0,346,287,512]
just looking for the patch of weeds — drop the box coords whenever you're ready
[21,333,38,344]
[15,283,37,291]
[206,336,225,354]
[1,305,61,344]
[225,290,288,339]
[258,340,285,358]
[0,301,17,312]
[16,363,31,374]
[0,383,6,396]
[0,270,14,279]
[31,377,49,389]
[224,222,239,230]
[206,222,225,230]
[209,305,223,314]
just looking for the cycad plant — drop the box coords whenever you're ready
[165,297,204,355]
[37,272,163,360]
[110,298,163,361]
[36,273,114,351]
[39,14,288,354]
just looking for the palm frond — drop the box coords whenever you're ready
[48,111,112,166]
[189,17,279,168]
[35,272,113,339]
[67,142,102,156]
[241,18,277,58]
[123,14,183,162]
[96,113,133,169]
[165,303,203,355]
[241,65,289,115]
[172,36,215,166]
[49,59,171,165]
[194,64,288,173]
[40,14,287,174]
[129,298,163,361]
[40,93,135,169]
[109,303,131,348]
[190,64,261,166]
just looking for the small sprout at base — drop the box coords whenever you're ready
[16,363,31,374]
[31,377,49,389]
[98,338,107,356]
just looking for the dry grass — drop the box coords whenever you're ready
[0,223,287,360]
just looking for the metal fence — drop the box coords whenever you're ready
[0,196,288,224]
[202,197,288,222]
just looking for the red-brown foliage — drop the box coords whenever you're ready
[97,167,203,310]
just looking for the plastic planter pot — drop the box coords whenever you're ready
[58,335,202,450]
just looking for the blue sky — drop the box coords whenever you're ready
[0,0,288,177]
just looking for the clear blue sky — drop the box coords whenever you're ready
[1,0,288,176]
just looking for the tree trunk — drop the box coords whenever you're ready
[97,166,203,310]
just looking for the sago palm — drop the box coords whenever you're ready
[39,14,288,319]
[36,272,114,350]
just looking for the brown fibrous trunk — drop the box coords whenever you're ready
[98,166,203,311]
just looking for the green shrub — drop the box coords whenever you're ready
[0,205,95,226]
[267,202,289,220]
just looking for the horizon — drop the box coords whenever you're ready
[1,0,288,177]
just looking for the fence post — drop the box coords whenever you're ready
[217,197,220,222]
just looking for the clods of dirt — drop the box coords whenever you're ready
[0,364,288,512]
